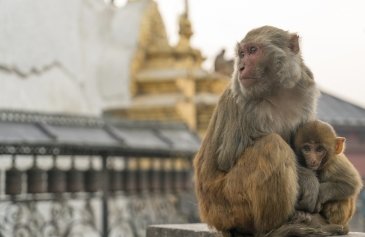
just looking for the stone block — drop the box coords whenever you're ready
[147,223,365,237]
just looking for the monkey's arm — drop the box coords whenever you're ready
[295,165,319,213]
[318,180,358,204]
[316,156,363,210]
[315,180,357,213]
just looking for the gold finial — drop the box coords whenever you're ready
[176,0,193,50]
[184,0,189,17]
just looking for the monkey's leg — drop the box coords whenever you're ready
[224,133,298,233]
[322,199,354,226]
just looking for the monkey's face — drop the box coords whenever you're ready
[300,142,327,170]
[236,42,265,89]
[233,41,274,99]
[232,26,304,100]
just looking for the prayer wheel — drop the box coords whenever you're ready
[175,169,184,192]
[109,169,122,192]
[84,168,101,193]
[136,169,148,193]
[148,168,161,193]
[160,169,169,193]
[47,156,66,193]
[181,169,191,191]
[84,158,101,193]
[5,156,22,195]
[66,157,84,192]
[123,169,137,194]
[108,158,121,193]
[48,168,66,193]
[26,156,47,194]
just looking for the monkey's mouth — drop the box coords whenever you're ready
[308,165,320,171]
[240,77,257,88]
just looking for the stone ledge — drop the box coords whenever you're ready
[146,223,365,237]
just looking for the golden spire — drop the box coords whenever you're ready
[184,0,189,17]
[176,0,193,50]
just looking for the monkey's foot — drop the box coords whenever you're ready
[321,224,349,236]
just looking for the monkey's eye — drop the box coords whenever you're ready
[316,146,325,153]
[239,51,245,58]
[302,145,311,153]
[249,46,257,54]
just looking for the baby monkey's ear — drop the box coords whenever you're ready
[335,137,346,155]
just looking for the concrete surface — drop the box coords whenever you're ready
[147,223,365,237]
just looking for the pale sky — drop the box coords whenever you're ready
[155,0,365,107]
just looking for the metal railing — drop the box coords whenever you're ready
[0,111,199,237]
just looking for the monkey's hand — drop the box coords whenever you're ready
[295,166,320,213]
[314,197,323,213]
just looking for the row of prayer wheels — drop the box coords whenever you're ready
[5,156,192,196]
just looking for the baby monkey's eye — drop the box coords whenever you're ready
[316,146,325,153]
[302,145,311,152]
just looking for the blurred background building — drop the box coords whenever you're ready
[0,0,365,236]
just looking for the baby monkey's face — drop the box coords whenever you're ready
[301,142,327,170]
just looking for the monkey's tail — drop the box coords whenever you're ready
[260,224,332,237]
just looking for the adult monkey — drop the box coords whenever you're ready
[194,26,341,236]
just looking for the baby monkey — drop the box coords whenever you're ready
[294,120,363,233]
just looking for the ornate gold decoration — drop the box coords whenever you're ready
[176,0,193,51]
[106,0,230,137]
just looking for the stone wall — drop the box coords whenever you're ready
[0,0,143,115]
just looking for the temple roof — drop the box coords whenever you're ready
[0,110,200,157]
[317,91,365,127]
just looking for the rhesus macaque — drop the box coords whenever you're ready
[294,120,363,233]
[194,26,343,236]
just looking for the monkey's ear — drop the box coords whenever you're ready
[335,137,346,154]
[289,34,300,54]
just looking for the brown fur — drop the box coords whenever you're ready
[294,120,363,231]
[194,26,332,236]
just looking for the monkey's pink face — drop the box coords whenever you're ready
[301,143,327,170]
[237,43,264,88]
